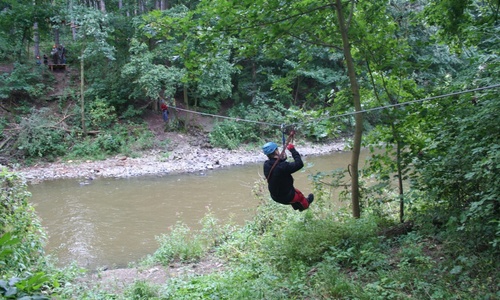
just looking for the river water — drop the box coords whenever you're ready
[29,151,359,270]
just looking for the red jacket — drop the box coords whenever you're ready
[160,103,168,111]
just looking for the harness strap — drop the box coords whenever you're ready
[266,128,295,182]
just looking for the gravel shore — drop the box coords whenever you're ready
[13,137,347,184]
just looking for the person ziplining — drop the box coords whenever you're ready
[262,126,314,211]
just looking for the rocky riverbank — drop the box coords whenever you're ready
[14,134,347,184]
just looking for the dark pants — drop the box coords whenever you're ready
[162,110,169,122]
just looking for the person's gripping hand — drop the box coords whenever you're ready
[287,144,295,151]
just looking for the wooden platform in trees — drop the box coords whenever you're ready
[48,64,66,71]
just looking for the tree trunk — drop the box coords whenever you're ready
[183,84,190,131]
[293,77,301,105]
[252,61,257,102]
[33,0,39,58]
[33,22,40,59]
[70,0,77,40]
[393,127,405,223]
[80,51,86,135]
[335,0,362,218]
[54,28,60,47]
[100,0,106,13]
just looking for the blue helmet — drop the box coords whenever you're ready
[262,142,278,155]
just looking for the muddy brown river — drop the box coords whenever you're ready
[29,152,360,270]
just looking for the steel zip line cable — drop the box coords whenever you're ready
[168,83,500,128]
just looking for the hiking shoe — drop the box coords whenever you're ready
[292,203,301,210]
[307,194,314,204]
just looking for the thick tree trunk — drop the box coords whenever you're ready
[100,0,106,13]
[335,0,362,218]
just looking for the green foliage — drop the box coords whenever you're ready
[66,123,155,160]
[144,210,236,266]
[412,91,500,251]
[141,6,237,106]
[0,171,72,299]
[263,212,381,272]
[151,221,206,264]
[0,34,14,61]
[88,97,117,129]
[121,38,181,101]
[207,96,337,149]
[1,0,499,298]
[191,50,236,104]
[71,5,115,61]
[293,107,341,142]
[0,170,56,299]
[209,120,252,150]
[0,0,55,61]
[14,108,69,161]
[139,174,499,299]
[209,98,287,149]
[120,104,146,120]
[124,280,160,300]
[0,63,51,101]
[0,272,51,300]
[422,0,499,48]
[0,170,46,276]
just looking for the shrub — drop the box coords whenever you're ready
[0,170,46,276]
[208,98,287,149]
[412,96,500,252]
[0,63,49,102]
[209,120,250,149]
[89,97,117,129]
[147,221,206,265]
[66,123,156,160]
[15,108,69,161]
[124,280,160,300]
[1,170,93,299]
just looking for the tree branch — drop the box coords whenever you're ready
[347,0,356,30]
[0,103,11,113]
[220,4,336,33]
[287,32,343,51]
[139,99,156,110]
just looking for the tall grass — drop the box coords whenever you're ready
[131,187,498,300]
